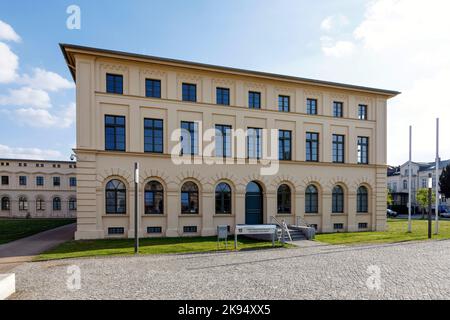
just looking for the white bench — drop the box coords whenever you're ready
[0,274,15,300]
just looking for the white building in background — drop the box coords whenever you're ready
[0,159,77,218]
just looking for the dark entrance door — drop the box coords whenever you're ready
[245,181,263,225]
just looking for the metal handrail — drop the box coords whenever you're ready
[296,216,311,228]
[270,216,292,242]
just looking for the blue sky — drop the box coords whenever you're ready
[0,0,449,165]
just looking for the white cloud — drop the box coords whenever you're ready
[0,42,19,83]
[0,20,21,42]
[320,14,349,32]
[14,102,75,128]
[19,68,74,92]
[321,37,355,57]
[0,87,51,109]
[0,144,63,160]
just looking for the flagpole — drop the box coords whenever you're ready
[408,125,412,233]
[435,118,439,234]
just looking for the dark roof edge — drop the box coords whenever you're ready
[60,43,401,97]
[0,158,75,164]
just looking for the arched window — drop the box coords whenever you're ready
[332,186,344,213]
[69,198,77,211]
[19,197,28,211]
[357,186,369,213]
[1,197,10,211]
[215,182,231,214]
[53,197,61,211]
[105,179,126,214]
[277,184,291,214]
[181,181,199,214]
[305,185,318,213]
[36,197,45,211]
[145,181,164,214]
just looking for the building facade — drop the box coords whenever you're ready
[61,44,399,240]
[0,159,77,218]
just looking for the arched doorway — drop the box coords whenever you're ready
[245,181,263,225]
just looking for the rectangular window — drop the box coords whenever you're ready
[333,101,343,118]
[106,73,123,94]
[247,127,262,159]
[147,226,162,234]
[36,176,44,186]
[358,223,368,229]
[278,130,292,161]
[105,115,126,151]
[358,136,369,164]
[53,177,60,187]
[144,118,164,153]
[69,177,77,187]
[19,176,27,186]
[358,104,368,120]
[334,223,344,230]
[278,95,290,112]
[248,91,261,109]
[1,176,9,185]
[108,227,125,235]
[183,226,198,233]
[182,83,197,102]
[145,79,161,98]
[180,121,199,155]
[307,98,318,115]
[332,134,345,163]
[216,87,230,105]
[215,124,232,158]
[306,132,319,162]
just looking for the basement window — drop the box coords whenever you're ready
[183,226,198,233]
[147,227,162,234]
[108,227,125,235]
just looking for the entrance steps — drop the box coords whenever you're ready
[277,228,307,242]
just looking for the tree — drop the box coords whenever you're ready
[387,189,393,207]
[416,188,436,219]
[439,164,450,199]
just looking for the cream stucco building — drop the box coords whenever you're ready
[0,159,77,218]
[61,44,399,240]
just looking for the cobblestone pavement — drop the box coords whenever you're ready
[9,239,450,300]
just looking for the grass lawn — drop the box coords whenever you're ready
[36,236,291,261]
[315,218,450,245]
[0,218,75,245]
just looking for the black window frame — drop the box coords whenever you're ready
[19,197,28,211]
[1,176,9,185]
[19,176,27,186]
[69,177,77,187]
[145,78,161,98]
[36,198,45,211]
[53,176,61,187]
[53,197,62,211]
[105,179,127,214]
[181,181,199,214]
[248,91,261,109]
[1,197,10,211]
[108,227,125,235]
[305,185,319,213]
[332,134,345,163]
[147,226,162,234]
[358,104,368,120]
[182,83,197,102]
[180,121,199,156]
[277,184,292,214]
[278,95,290,112]
[216,87,230,106]
[215,182,232,214]
[278,130,292,161]
[357,136,369,164]
[36,176,44,186]
[357,186,369,213]
[144,180,164,215]
[69,198,77,211]
[106,73,123,94]
[144,118,164,154]
[215,124,232,158]
[105,115,126,152]
[247,127,262,159]
[306,132,319,162]
[307,98,318,115]
[332,185,344,213]
[333,101,344,118]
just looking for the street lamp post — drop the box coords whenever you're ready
[134,162,140,254]
[427,173,432,239]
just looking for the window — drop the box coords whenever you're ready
[357,186,368,213]
[147,227,162,234]
[357,137,369,164]
[278,95,290,112]
[183,226,198,233]
[215,125,232,158]
[215,182,232,214]
[248,91,261,109]
[69,198,77,211]
[247,127,262,159]
[19,197,28,211]
[358,223,368,229]
[144,118,164,153]
[145,181,164,214]
[1,197,10,211]
[181,182,199,214]
[182,83,197,102]
[358,104,368,120]
[53,197,62,211]
[36,176,44,186]
[52,177,60,187]
[145,79,161,98]
[306,132,319,162]
[393,182,397,192]
[333,102,343,117]
[108,227,124,235]
[332,186,344,213]
[332,134,345,163]
[422,179,427,188]
[180,121,199,155]
[216,87,230,105]
[1,176,9,185]
[307,98,318,115]
[334,223,344,230]
[106,73,123,94]
[36,198,45,211]
[305,185,318,213]
[105,115,126,151]
[69,177,77,187]
[277,184,291,214]
[403,180,408,190]
[278,130,292,161]
[19,176,27,186]
[105,179,126,214]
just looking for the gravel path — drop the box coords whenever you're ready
[9,239,450,300]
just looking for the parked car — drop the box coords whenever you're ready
[441,210,450,218]
[387,209,398,217]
